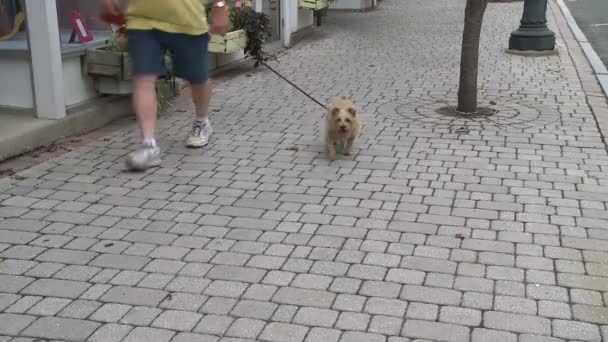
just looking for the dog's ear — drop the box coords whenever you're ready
[331,107,340,116]
[341,96,349,100]
[347,107,357,117]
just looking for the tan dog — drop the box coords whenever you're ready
[325,96,361,160]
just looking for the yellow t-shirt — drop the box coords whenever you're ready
[126,0,208,35]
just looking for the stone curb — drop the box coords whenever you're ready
[554,0,608,97]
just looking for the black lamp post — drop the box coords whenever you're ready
[509,0,555,50]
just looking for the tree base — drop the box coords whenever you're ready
[437,106,497,118]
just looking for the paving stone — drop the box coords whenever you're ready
[333,294,366,312]
[273,287,335,308]
[0,313,36,335]
[518,335,564,342]
[232,299,278,320]
[335,311,370,331]
[194,315,235,336]
[483,311,550,335]
[400,285,461,306]
[225,318,266,339]
[200,297,238,315]
[152,310,203,332]
[89,254,150,271]
[406,302,438,321]
[527,284,569,302]
[4,295,41,313]
[0,293,20,311]
[402,319,469,342]
[538,300,571,319]
[494,295,537,315]
[90,303,132,322]
[123,327,175,342]
[259,322,309,342]
[27,297,72,316]
[305,327,341,342]
[120,306,163,326]
[552,319,601,341]
[89,323,133,342]
[571,304,608,324]
[401,256,456,274]
[294,307,339,327]
[386,268,425,285]
[558,273,608,291]
[21,278,90,299]
[173,332,220,342]
[339,331,386,342]
[100,286,167,306]
[360,280,401,298]
[368,315,403,335]
[439,306,482,326]
[21,316,101,341]
[571,289,603,306]
[206,265,267,283]
[471,328,516,342]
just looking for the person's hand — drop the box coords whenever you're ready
[209,5,230,35]
[100,0,126,26]
[100,0,121,17]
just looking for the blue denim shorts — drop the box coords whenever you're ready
[127,29,210,84]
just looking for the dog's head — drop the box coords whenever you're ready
[329,98,358,135]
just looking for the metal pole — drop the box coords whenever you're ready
[509,0,555,50]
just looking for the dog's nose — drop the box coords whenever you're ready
[340,125,348,132]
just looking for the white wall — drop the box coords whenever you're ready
[62,55,97,107]
[0,56,34,109]
[297,8,314,30]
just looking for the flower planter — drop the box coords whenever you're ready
[209,29,247,54]
[329,0,374,11]
[86,48,132,81]
[299,0,330,11]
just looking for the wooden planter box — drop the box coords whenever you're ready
[299,0,330,10]
[209,29,247,54]
[86,49,132,81]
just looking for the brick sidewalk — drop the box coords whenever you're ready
[2,0,608,341]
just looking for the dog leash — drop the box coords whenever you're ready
[261,61,328,110]
[262,61,367,134]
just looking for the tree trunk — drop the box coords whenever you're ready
[457,0,489,113]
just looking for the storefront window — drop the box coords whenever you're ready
[55,0,117,51]
[0,0,28,51]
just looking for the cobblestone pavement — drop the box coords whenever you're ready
[2,0,608,341]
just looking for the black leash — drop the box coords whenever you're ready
[261,61,328,110]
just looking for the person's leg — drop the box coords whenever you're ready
[126,30,165,170]
[162,32,212,148]
[191,79,212,122]
[133,75,158,143]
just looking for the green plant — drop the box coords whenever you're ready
[229,7,273,67]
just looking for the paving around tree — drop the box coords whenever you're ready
[2,0,608,341]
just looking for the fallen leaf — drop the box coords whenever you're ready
[455,233,465,240]
[104,242,114,248]
[286,146,299,152]
[489,100,497,105]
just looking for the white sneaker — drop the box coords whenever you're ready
[125,144,161,171]
[186,120,213,148]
